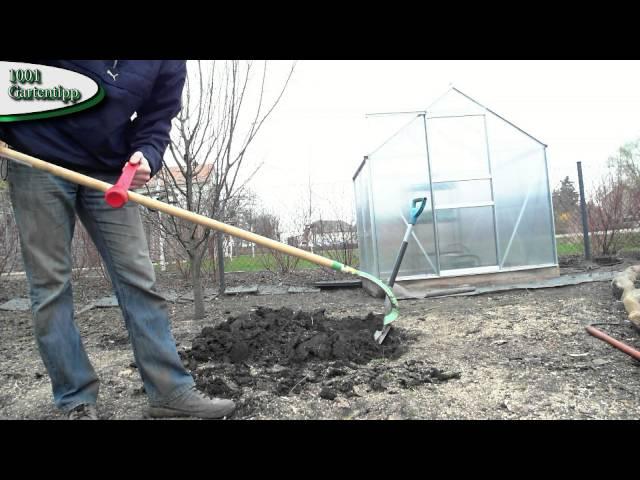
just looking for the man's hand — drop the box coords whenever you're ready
[126,151,151,188]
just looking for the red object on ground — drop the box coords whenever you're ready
[105,162,140,208]
[586,325,640,361]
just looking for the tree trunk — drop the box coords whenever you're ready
[217,232,225,295]
[189,249,205,319]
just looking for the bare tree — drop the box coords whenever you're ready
[145,60,296,318]
[258,179,317,275]
[254,210,303,274]
[0,186,20,276]
[588,170,627,256]
[313,218,358,266]
[582,139,640,257]
[253,212,281,239]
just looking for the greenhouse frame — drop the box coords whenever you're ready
[353,88,558,292]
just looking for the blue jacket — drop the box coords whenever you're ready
[0,60,186,177]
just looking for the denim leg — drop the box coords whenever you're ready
[76,181,194,403]
[7,161,99,411]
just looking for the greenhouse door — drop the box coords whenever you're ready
[424,114,500,276]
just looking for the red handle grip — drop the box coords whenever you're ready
[105,162,140,208]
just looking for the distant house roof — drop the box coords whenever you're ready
[308,220,355,233]
[145,163,215,190]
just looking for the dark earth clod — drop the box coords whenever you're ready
[181,307,459,416]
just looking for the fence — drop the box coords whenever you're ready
[0,189,114,281]
[3,161,640,283]
[550,161,640,261]
[139,209,359,279]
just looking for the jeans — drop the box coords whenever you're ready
[8,161,194,411]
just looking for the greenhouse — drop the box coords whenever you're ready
[353,87,558,292]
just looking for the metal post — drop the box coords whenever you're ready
[365,156,381,278]
[577,161,592,261]
[422,113,441,276]
[483,114,501,268]
[543,147,559,265]
[216,232,225,294]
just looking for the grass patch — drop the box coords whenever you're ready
[556,241,584,256]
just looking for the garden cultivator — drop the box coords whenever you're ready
[0,146,400,342]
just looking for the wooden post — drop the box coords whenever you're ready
[577,162,592,261]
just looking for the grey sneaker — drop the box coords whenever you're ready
[148,386,236,419]
[67,404,99,420]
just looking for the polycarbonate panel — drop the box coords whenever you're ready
[353,160,375,274]
[436,206,498,270]
[427,88,486,118]
[368,115,437,280]
[426,115,490,181]
[432,179,493,207]
[365,112,424,159]
[487,113,556,268]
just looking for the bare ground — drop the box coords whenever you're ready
[0,263,639,420]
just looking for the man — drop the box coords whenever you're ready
[0,60,235,420]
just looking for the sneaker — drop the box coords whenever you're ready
[67,404,99,420]
[148,386,235,419]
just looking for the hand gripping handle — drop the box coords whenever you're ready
[104,162,140,208]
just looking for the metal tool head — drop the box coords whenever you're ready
[350,269,398,345]
[355,269,398,325]
[374,324,392,344]
[337,264,399,326]
[373,296,396,344]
